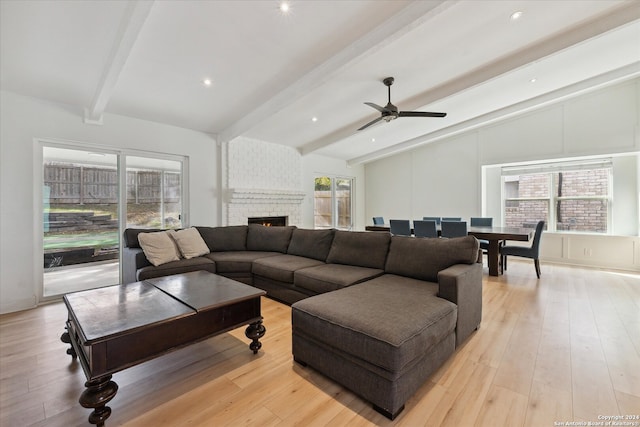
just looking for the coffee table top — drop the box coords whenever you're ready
[146,271,266,312]
[64,281,193,343]
[64,271,266,344]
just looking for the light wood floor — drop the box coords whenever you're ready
[1,260,639,427]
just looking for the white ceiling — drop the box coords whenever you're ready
[2,1,639,164]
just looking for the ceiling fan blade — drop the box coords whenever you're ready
[364,102,388,113]
[357,116,384,131]
[398,111,447,118]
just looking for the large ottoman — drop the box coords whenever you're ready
[291,274,458,419]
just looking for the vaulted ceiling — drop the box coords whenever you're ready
[1,1,639,164]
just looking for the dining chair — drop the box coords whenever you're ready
[500,220,545,278]
[470,217,492,227]
[372,216,384,225]
[422,216,441,225]
[442,217,462,222]
[440,220,467,238]
[470,217,493,251]
[389,219,412,236]
[413,220,438,238]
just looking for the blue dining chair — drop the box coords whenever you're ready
[470,217,492,227]
[372,216,384,225]
[441,220,467,238]
[389,219,411,236]
[442,217,462,222]
[413,220,438,238]
[422,216,442,225]
[470,217,493,251]
[500,220,545,278]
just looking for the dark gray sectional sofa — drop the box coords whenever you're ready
[122,224,483,419]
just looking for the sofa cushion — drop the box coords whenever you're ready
[168,227,210,259]
[123,228,164,249]
[385,235,479,282]
[205,251,279,274]
[291,274,456,373]
[137,257,216,281]
[246,224,295,253]
[137,231,181,266]
[294,263,384,294]
[252,254,325,284]
[196,226,248,252]
[287,228,335,261]
[326,230,390,269]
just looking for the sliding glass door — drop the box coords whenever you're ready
[42,144,185,297]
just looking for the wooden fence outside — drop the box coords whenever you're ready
[314,190,352,229]
[44,164,180,204]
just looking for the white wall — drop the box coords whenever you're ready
[0,91,218,314]
[366,132,481,222]
[365,78,640,271]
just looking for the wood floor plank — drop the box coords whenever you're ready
[474,384,528,427]
[396,381,447,427]
[572,357,619,421]
[1,261,639,427]
[492,316,541,396]
[524,381,573,427]
[615,390,640,415]
[426,359,497,426]
[533,324,572,393]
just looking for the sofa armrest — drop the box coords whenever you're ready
[437,263,483,348]
[122,247,151,284]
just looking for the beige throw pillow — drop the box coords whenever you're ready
[138,231,181,266]
[168,228,210,259]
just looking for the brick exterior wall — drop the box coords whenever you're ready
[505,169,609,232]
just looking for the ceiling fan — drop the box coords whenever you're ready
[357,77,446,131]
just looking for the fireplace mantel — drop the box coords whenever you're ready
[229,188,306,204]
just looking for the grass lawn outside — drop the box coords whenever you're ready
[43,203,180,251]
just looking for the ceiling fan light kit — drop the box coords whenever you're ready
[358,77,446,131]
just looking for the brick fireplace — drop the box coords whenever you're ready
[225,137,305,226]
[226,188,305,226]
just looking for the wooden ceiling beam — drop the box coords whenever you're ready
[84,1,154,125]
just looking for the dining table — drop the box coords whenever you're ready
[364,225,534,276]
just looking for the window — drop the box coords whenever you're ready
[502,159,611,233]
[314,176,353,230]
[126,156,183,228]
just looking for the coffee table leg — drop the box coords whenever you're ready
[60,327,77,358]
[80,375,118,427]
[245,320,266,354]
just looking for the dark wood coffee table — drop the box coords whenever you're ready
[60,271,266,426]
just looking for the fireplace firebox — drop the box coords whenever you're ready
[248,216,288,227]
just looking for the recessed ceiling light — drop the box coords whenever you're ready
[530,78,537,83]
[202,78,212,87]
[371,138,376,142]
[279,1,290,14]
[311,117,318,122]
[510,11,523,21]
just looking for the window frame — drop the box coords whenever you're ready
[313,175,354,231]
[501,158,612,234]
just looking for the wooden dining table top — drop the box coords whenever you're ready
[365,224,534,241]
[466,226,534,241]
